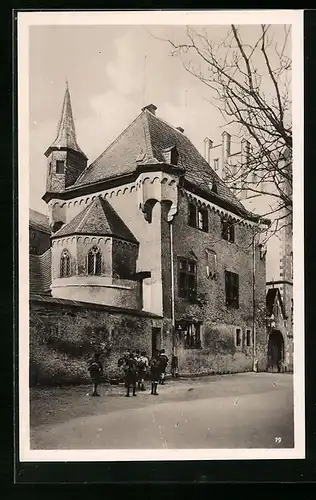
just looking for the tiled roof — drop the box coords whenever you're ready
[52,195,138,243]
[74,107,250,217]
[29,249,52,294]
[29,209,50,234]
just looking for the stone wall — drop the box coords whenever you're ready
[30,297,162,386]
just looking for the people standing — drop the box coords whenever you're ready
[137,351,149,391]
[88,352,103,397]
[159,349,169,385]
[149,350,161,396]
[124,352,138,397]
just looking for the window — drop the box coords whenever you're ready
[56,160,65,174]
[87,246,102,275]
[235,328,242,347]
[290,252,293,280]
[225,270,239,308]
[214,158,219,171]
[221,218,235,243]
[246,329,252,346]
[188,203,197,228]
[176,321,201,349]
[60,249,71,277]
[206,249,217,278]
[198,207,208,232]
[188,202,208,232]
[178,258,197,300]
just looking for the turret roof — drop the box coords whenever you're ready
[45,83,87,159]
[52,195,138,243]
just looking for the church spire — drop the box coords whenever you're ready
[45,83,87,159]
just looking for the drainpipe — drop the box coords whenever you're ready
[169,221,176,356]
[252,233,257,372]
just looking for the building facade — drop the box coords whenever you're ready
[205,131,293,370]
[30,84,274,382]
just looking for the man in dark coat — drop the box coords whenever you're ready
[124,352,138,397]
[88,353,103,397]
[149,351,161,396]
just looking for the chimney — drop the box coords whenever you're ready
[241,138,251,166]
[141,104,157,115]
[222,131,231,159]
[176,126,184,133]
[203,137,213,164]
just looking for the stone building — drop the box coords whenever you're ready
[204,132,293,371]
[30,84,272,382]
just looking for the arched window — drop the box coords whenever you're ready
[87,246,102,275]
[60,249,71,277]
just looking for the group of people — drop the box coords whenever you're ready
[87,349,176,398]
[118,349,169,397]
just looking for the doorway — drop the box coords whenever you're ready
[267,329,284,372]
[151,328,161,356]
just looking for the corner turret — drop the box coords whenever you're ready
[43,82,88,199]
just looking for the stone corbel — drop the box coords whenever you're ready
[167,201,178,222]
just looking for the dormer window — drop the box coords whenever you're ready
[209,180,218,194]
[87,246,102,276]
[56,160,65,174]
[162,145,179,166]
[60,249,71,277]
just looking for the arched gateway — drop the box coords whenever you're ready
[267,329,284,372]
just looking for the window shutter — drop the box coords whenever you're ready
[233,273,239,307]
[188,203,197,227]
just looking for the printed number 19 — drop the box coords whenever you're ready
[275,437,282,443]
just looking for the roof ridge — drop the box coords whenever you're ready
[76,197,99,232]
[148,110,189,138]
[75,112,144,186]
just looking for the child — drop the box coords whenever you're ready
[159,349,169,385]
[149,351,161,395]
[137,351,149,391]
[88,353,103,397]
[124,352,138,397]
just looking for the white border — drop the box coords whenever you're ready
[18,10,305,462]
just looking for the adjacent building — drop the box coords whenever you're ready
[205,131,293,371]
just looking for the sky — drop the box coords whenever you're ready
[29,23,290,215]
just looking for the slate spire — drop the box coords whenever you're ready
[45,83,87,158]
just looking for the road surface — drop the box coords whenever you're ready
[30,372,294,449]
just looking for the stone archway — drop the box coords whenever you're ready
[267,329,284,372]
